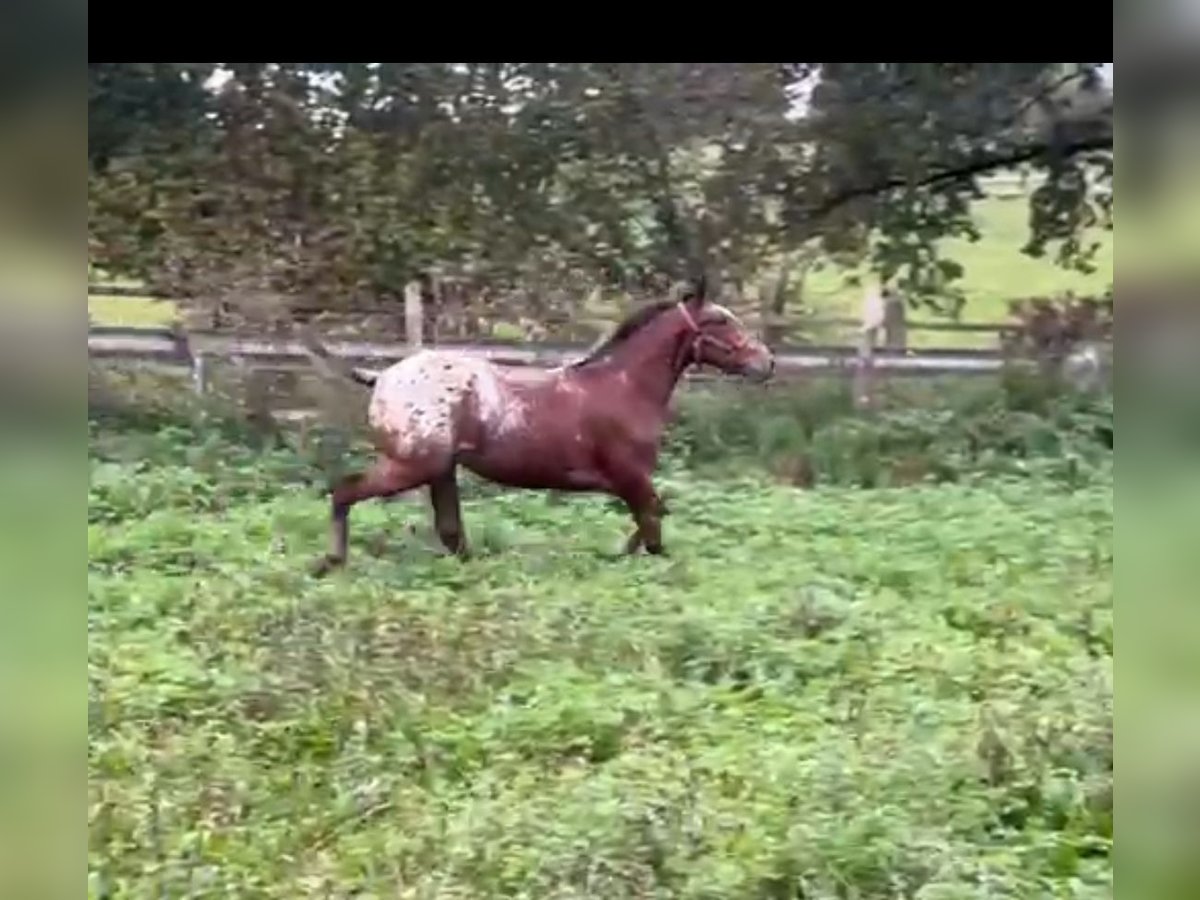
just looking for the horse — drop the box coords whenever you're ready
[301,280,775,574]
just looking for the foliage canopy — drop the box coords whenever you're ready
[88,63,1113,323]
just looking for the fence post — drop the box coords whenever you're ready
[883,292,907,350]
[856,284,885,408]
[854,329,876,409]
[405,280,424,351]
[191,354,209,396]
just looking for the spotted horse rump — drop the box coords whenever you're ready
[301,278,777,574]
[366,350,531,459]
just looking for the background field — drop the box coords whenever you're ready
[88,378,1113,899]
[80,155,1200,338]
[79,186,1122,334]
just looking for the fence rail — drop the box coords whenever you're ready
[87,281,1111,414]
[87,283,1023,343]
[87,324,1032,385]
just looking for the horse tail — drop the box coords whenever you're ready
[297,324,379,389]
[347,368,379,388]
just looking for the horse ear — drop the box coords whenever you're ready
[685,275,707,309]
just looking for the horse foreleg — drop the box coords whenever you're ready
[611,473,667,556]
[312,455,432,576]
[624,528,645,554]
[428,469,470,558]
[624,489,670,555]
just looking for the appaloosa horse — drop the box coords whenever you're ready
[303,280,775,573]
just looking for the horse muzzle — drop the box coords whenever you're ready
[741,352,776,382]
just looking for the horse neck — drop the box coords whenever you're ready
[595,315,692,408]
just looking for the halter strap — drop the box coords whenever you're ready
[676,301,699,332]
[675,301,750,373]
[671,302,701,375]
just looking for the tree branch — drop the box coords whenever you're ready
[608,64,705,281]
[800,130,1113,224]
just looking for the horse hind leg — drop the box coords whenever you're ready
[428,469,469,558]
[312,453,439,576]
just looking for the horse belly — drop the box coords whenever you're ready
[458,430,604,490]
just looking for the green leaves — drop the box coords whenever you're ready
[88,63,1112,329]
[795,63,1112,312]
[88,411,1111,898]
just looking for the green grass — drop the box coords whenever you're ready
[801,193,1113,324]
[87,293,177,327]
[89,413,1112,898]
[84,263,177,326]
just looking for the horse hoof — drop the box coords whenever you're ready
[311,554,344,578]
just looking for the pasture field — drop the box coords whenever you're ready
[88,410,1113,898]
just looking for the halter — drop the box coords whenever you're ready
[676,300,699,334]
[674,302,750,373]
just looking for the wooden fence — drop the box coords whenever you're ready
[87,323,1061,389]
[87,284,1111,415]
[87,282,1019,349]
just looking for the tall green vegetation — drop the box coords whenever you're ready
[88,403,1113,898]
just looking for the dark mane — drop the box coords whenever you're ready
[568,299,678,368]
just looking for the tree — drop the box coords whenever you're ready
[783,63,1112,312]
[88,62,1113,330]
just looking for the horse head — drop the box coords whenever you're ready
[674,278,776,382]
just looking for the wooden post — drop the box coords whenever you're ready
[854,329,876,409]
[856,283,884,409]
[404,280,424,351]
[883,290,907,350]
[192,353,209,396]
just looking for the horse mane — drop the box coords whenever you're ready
[568,299,679,369]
